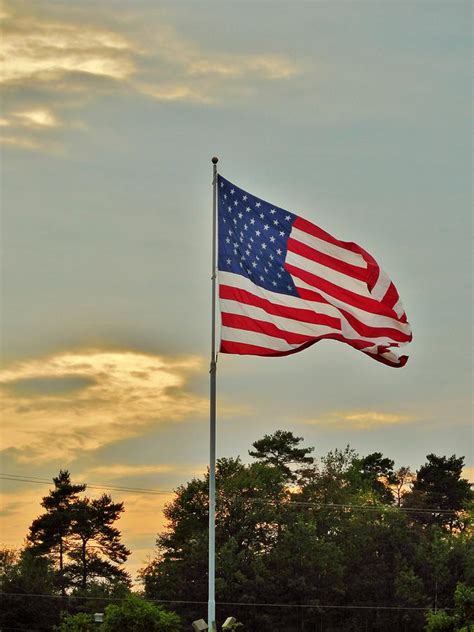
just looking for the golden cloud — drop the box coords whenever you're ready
[0,16,134,85]
[0,0,300,150]
[304,410,413,430]
[0,349,208,462]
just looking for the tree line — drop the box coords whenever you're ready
[1,431,473,631]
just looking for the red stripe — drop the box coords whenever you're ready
[287,236,368,282]
[285,262,399,319]
[382,282,400,309]
[219,284,341,329]
[220,335,407,367]
[221,313,322,345]
[220,339,315,357]
[338,308,412,344]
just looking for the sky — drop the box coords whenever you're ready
[0,0,472,581]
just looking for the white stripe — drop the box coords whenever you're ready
[218,270,340,318]
[290,227,367,269]
[286,251,372,297]
[220,298,340,338]
[294,277,412,336]
[371,269,391,301]
[221,326,303,352]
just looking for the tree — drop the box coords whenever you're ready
[67,494,131,590]
[101,594,181,632]
[349,451,397,503]
[0,546,59,630]
[28,471,131,593]
[404,455,473,530]
[248,430,314,481]
[28,470,86,595]
[55,612,95,632]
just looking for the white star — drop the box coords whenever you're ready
[234,249,237,255]
[228,206,232,212]
[261,243,267,250]
[230,188,235,194]
[252,261,257,268]
[273,220,279,225]
[259,275,264,281]
[226,258,231,265]
[264,224,269,230]
[259,213,265,219]
[224,194,227,200]
[246,207,251,212]
[272,280,277,286]
[228,229,232,235]
[225,237,230,244]
[245,249,250,256]
[285,215,291,221]
[244,223,248,230]
[250,218,255,225]
[270,208,276,214]
[243,195,247,201]
[279,231,285,236]
[233,242,238,248]
[233,218,237,224]
[238,212,243,219]
[269,254,274,260]
[277,272,282,278]
[287,285,292,290]
[234,200,238,206]
[270,236,276,243]
[223,218,226,223]
[255,230,261,236]
[264,267,268,273]
[220,181,224,188]
[277,248,282,255]
[256,202,261,207]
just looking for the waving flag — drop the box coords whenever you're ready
[217,175,412,367]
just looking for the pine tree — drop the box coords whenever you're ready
[28,470,85,595]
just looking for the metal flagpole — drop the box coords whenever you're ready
[208,155,218,631]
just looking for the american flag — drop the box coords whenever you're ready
[217,175,412,367]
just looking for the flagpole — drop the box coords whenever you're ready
[208,155,218,631]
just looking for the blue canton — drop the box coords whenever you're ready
[217,175,298,297]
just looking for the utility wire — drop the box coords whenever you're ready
[0,593,449,611]
[0,473,466,515]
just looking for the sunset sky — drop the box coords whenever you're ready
[1,0,472,580]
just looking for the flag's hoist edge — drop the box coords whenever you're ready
[217,175,412,367]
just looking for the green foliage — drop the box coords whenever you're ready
[55,611,95,632]
[0,547,59,630]
[141,435,474,632]
[101,594,181,632]
[425,609,456,632]
[27,470,131,592]
[249,429,314,481]
[404,454,473,530]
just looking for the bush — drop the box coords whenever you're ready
[55,612,95,632]
[101,594,181,632]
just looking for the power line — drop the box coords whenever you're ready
[0,592,448,611]
[0,473,465,515]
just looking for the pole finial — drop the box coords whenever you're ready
[211,156,218,164]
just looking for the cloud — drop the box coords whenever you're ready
[0,349,208,462]
[0,0,299,150]
[304,410,413,430]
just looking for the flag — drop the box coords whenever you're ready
[217,175,412,367]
